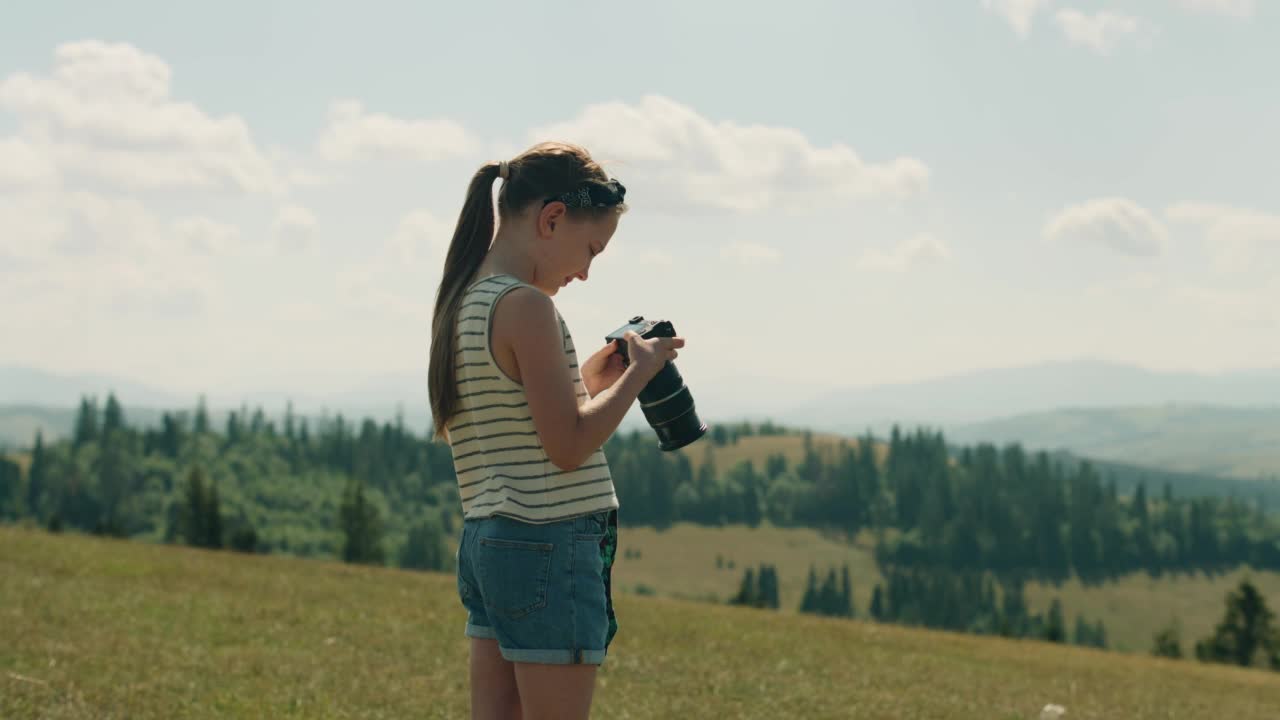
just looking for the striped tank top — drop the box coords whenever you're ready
[447,273,620,524]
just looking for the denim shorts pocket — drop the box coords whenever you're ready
[574,512,607,541]
[476,536,554,619]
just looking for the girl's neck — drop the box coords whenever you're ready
[475,231,546,292]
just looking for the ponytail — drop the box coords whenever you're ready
[428,162,501,440]
[428,142,622,441]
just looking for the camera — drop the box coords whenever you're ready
[605,316,707,451]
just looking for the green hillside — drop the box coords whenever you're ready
[2,525,1276,719]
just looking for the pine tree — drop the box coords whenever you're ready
[180,466,209,548]
[870,584,885,621]
[743,466,763,529]
[1152,620,1183,659]
[225,411,242,445]
[1131,482,1149,525]
[0,456,21,519]
[27,431,47,518]
[102,393,125,435]
[205,482,224,549]
[193,395,211,435]
[732,567,758,607]
[800,565,819,614]
[95,419,133,534]
[340,478,386,565]
[819,568,840,617]
[400,513,448,571]
[1045,598,1066,643]
[284,401,297,441]
[73,396,100,448]
[759,564,780,609]
[229,522,259,553]
[1194,578,1280,669]
[840,564,855,618]
[159,413,183,459]
[1073,613,1091,646]
[1000,580,1029,637]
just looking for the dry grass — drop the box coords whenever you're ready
[617,521,879,608]
[616,522,1280,656]
[3,524,1277,719]
[1025,566,1280,654]
[677,433,874,474]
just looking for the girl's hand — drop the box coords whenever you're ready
[580,340,628,398]
[623,331,684,383]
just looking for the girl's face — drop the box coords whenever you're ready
[538,208,619,295]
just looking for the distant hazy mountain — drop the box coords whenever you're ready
[0,366,187,409]
[0,362,805,446]
[0,366,438,449]
[949,405,1280,480]
[775,359,1280,435]
[7,359,1280,466]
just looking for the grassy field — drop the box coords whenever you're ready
[3,525,1278,719]
[1023,566,1280,654]
[616,522,880,607]
[612,522,1280,656]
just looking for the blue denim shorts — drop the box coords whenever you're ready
[456,508,619,665]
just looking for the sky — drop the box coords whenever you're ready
[1,0,1277,411]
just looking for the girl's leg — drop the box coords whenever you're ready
[470,638,521,720]
[512,662,597,720]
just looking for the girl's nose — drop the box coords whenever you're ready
[576,268,589,282]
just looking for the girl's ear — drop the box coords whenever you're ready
[538,202,565,238]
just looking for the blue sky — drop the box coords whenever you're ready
[1,1,1277,408]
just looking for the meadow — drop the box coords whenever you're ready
[3,524,1277,719]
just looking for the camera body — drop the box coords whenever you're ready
[605,316,707,451]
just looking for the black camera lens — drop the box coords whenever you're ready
[638,361,707,451]
[605,316,707,451]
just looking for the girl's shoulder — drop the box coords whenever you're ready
[491,283,556,327]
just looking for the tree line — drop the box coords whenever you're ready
[2,393,1279,671]
[604,427,1280,582]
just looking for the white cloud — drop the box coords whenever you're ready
[173,216,242,255]
[1044,197,1168,256]
[0,41,281,194]
[384,208,453,270]
[0,189,218,324]
[0,137,59,188]
[0,192,66,265]
[982,0,1052,38]
[529,95,929,214]
[317,100,479,164]
[606,245,674,268]
[856,233,952,272]
[272,205,318,252]
[720,241,782,265]
[1055,10,1153,54]
[1167,203,1280,271]
[336,208,452,319]
[1174,0,1254,18]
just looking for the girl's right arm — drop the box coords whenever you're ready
[495,287,682,471]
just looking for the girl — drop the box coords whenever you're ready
[429,141,684,720]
